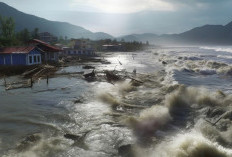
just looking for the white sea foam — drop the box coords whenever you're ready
[146,131,232,157]
[200,46,232,53]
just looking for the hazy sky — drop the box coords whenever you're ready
[1,0,232,36]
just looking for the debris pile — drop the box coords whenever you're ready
[22,65,57,78]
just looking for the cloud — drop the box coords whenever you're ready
[2,0,232,13]
[163,0,232,10]
[69,0,232,13]
[70,0,174,13]
[1,0,232,36]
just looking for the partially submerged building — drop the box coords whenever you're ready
[102,44,123,51]
[29,39,62,62]
[62,39,95,56]
[0,46,42,66]
[0,39,62,66]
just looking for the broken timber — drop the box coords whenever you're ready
[105,70,122,82]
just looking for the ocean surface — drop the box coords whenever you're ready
[0,46,232,157]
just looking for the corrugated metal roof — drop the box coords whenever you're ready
[0,46,36,54]
[30,39,62,52]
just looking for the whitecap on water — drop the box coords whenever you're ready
[146,131,232,157]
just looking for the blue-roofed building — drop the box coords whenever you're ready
[0,46,42,66]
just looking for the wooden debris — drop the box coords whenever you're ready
[205,110,232,126]
[56,72,84,76]
[121,102,147,109]
[127,76,143,84]
[101,60,111,64]
[118,59,122,65]
[83,70,95,79]
[105,70,122,82]
[4,75,6,87]
[64,134,81,141]
[16,134,41,152]
[22,67,40,77]
[22,65,57,79]
[83,65,95,69]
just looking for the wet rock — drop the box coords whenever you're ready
[64,134,81,141]
[118,144,134,157]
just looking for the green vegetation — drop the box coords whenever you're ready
[0,2,113,40]
[0,16,148,52]
[0,16,15,39]
[0,16,40,47]
[0,15,16,46]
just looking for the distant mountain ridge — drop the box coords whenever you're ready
[117,33,158,43]
[1,2,232,45]
[120,22,232,45]
[0,2,113,40]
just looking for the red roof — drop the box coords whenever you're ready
[30,39,62,52]
[0,46,36,54]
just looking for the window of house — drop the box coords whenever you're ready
[51,53,55,59]
[34,55,37,63]
[29,56,32,64]
[37,56,40,63]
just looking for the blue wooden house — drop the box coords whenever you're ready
[0,46,42,66]
[29,39,61,62]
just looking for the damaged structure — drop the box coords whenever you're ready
[62,39,95,56]
[0,39,62,66]
[29,39,62,63]
[0,46,42,66]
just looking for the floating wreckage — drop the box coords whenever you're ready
[105,70,122,82]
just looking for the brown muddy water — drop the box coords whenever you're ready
[1,47,232,157]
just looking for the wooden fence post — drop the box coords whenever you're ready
[47,75,49,84]
[30,77,33,88]
[4,75,6,87]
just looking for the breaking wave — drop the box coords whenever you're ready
[201,46,232,54]
[148,131,232,157]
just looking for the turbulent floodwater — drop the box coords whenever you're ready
[1,46,232,157]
